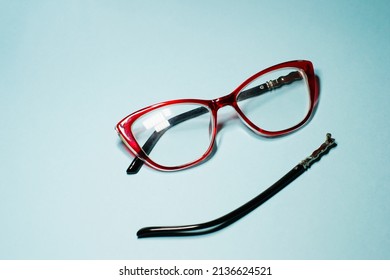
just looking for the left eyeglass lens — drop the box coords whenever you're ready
[131,104,213,168]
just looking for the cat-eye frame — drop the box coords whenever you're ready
[116,60,318,174]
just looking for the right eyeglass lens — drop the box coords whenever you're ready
[236,68,311,132]
[131,103,213,168]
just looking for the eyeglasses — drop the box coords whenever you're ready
[116,60,318,174]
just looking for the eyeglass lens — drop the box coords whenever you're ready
[131,104,213,167]
[237,68,310,131]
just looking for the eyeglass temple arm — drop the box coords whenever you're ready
[136,133,336,238]
[127,71,303,174]
[236,70,302,101]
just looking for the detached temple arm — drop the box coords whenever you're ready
[127,71,303,174]
[137,133,336,238]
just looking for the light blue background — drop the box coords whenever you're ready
[1,0,389,259]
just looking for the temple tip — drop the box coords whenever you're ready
[126,157,144,174]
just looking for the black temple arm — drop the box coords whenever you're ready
[126,130,166,174]
[136,134,336,237]
[237,71,302,101]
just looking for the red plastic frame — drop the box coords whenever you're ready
[116,60,318,172]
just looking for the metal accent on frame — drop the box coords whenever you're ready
[301,133,337,169]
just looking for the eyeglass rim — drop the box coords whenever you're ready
[116,60,318,172]
[234,63,318,137]
[116,102,217,172]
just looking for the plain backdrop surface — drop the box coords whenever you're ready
[1,0,389,259]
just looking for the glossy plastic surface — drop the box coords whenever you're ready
[116,60,318,173]
[137,134,336,238]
